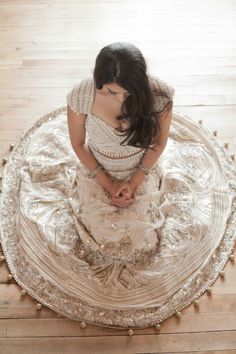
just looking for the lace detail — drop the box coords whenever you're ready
[149,75,175,113]
[66,78,91,116]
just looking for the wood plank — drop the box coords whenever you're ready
[2,0,236,6]
[1,32,236,43]
[1,40,236,51]
[1,24,236,36]
[180,352,236,354]
[1,16,236,27]
[0,309,236,337]
[0,331,236,354]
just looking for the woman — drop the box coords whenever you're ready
[65,42,176,289]
[67,42,174,209]
[0,42,235,330]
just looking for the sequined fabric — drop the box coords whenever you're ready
[0,76,236,329]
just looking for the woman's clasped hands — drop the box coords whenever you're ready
[109,178,135,208]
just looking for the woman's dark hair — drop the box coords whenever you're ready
[93,42,172,149]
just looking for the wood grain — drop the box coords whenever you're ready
[0,0,236,353]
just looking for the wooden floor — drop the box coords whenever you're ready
[0,0,236,353]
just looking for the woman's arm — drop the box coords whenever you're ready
[67,105,115,194]
[129,106,173,189]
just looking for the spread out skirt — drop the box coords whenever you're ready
[0,106,236,329]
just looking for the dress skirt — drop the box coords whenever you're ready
[0,106,236,329]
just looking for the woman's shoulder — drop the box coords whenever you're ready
[148,74,175,98]
[66,77,93,115]
[67,77,93,99]
[148,74,175,114]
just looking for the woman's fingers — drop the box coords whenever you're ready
[114,193,129,201]
[109,181,133,204]
[112,192,131,202]
[115,185,131,198]
[111,197,133,207]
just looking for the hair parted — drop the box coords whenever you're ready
[93,42,172,149]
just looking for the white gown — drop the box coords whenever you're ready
[0,75,236,329]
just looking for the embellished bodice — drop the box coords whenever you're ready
[87,80,147,175]
[66,75,175,177]
[85,114,146,178]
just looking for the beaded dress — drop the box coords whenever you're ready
[0,75,236,329]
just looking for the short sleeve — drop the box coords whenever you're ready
[149,75,175,114]
[66,79,90,116]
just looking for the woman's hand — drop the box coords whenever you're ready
[110,181,136,208]
[96,171,139,208]
[95,173,130,207]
